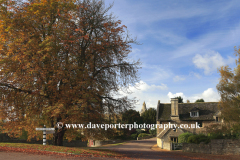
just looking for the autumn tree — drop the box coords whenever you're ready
[216,47,240,134]
[0,0,140,146]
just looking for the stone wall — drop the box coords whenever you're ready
[182,142,211,154]
[162,139,171,150]
[157,133,172,150]
[183,139,240,155]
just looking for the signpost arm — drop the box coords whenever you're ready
[36,126,54,145]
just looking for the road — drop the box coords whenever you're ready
[100,138,240,160]
[1,138,239,160]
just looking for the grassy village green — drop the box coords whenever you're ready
[0,142,124,157]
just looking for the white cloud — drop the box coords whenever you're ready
[201,88,220,102]
[117,86,220,111]
[173,75,185,82]
[119,80,167,94]
[187,88,220,102]
[192,51,234,75]
[167,88,220,103]
[167,92,186,99]
[117,81,168,111]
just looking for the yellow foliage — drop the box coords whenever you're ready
[217,46,240,124]
[0,0,140,145]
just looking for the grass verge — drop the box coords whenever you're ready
[0,142,125,158]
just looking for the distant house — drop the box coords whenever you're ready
[156,98,223,150]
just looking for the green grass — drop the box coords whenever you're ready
[102,142,127,146]
[0,142,124,157]
[110,142,126,146]
[87,142,127,149]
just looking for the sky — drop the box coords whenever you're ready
[102,0,240,112]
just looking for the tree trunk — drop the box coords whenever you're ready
[57,128,65,146]
[53,116,66,146]
[54,128,65,146]
[54,132,58,145]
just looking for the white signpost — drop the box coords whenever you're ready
[35,125,55,145]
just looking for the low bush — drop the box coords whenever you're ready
[208,132,240,140]
[136,129,143,134]
[130,133,138,140]
[149,128,156,136]
[187,134,210,144]
[138,133,150,138]
[178,132,193,143]
[208,133,225,139]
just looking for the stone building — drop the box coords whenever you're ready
[140,101,147,116]
[156,98,223,150]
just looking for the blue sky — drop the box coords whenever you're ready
[103,0,240,111]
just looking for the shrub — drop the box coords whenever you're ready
[138,133,150,138]
[136,129,143,134]
[178,132,193,143]
[131,133,138,140]
[187,135,197,143]
[198,134,210,144]
[142,130,148,134]
[149,128,156,136]
[208,132,240,140]
[187,134,210,144]
[209,133,224,140]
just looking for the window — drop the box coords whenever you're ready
[198,121,202,127]
[192,112,197,117]
[190,111,199,117]
[171,137,178,143]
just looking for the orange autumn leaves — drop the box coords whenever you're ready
[0,0,140,142]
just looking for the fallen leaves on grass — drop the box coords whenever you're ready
[0,143,128,159]
[0,146,92,158]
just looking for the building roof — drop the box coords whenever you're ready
[190,107,200,112]
[157,103,171,121]
[157,128,171,138]
[157,102,219,121]
[157,128,187,138]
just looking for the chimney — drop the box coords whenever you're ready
[171,98,179,121]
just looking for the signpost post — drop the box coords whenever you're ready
[36,125,55,145]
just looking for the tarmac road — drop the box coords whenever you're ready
[100,137,240,160]
[1,138,239,160]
